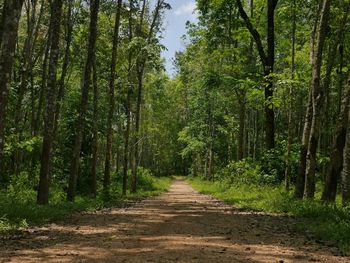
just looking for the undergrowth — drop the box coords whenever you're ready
[0,170,172,234]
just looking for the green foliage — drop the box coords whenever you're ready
[219,160,263,185]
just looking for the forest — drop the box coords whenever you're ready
[1,0,350,261]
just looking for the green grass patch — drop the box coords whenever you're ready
[188,176,350,254]
[0,175,172,234]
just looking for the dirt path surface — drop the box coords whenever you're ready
[1,180,349,263]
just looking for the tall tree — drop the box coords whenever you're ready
[91,56,98,197]
[321,5,350,202]
[37,0,63,205]
[341,74,350,206]
[67,0,100,202]
[304,0,331,199]
[284,0,296,191]
[53,0,74,136]
[104,0,123,197]
[131,0,164,193]
[0,0,24,185]
[123,0,133,196]
[235,0,277,149]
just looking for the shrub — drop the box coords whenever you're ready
[218,158,281,185]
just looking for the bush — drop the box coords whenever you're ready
[218,158,281,185]
[217,141,328,187]
[135,167,156,190]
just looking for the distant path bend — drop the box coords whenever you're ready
[1,180,348,262]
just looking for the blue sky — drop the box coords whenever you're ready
[160,0,198,76]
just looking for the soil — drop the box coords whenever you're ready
[1,180,349,262]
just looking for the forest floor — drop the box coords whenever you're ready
[1,179,349,263]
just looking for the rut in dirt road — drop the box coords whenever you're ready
[1,180,349,262]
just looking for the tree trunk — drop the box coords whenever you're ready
[123,93,131,196]
[294,92,312,198]
[31,31,50,174]
[131,67,144,193]
[294,5,322,199]
[237,91,246,160]
[91,58,98,197]
[0,0,24,185]
[131,0,162,193]
[285,0,296,191]
[15,0,38,128]
[53,0,74,137]
[67,0,100,202]
[341,100,350,206]
[104,0,122,196]
[37,0,63,205]
[265,0,276,150]
[123,0,133,196]
[320,6,350,202]
[304,0,331,199]
[33,31,51,136]
[322,74,350,202]
[236,0,277,150]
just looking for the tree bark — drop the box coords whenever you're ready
[0,0,24,185]
[341,93,350,206]
[265,0,276,150]
[53,0,74,137]
[14,0,38,128]
[131,67,144,193]
[91,57,98,197]
[31,30,50,174]
[123,0,133,196]
[294,91,312,198]
[321,6,350,202]
[285,0,296,191]
[294,3,323,199]
[104,0,122,196]
[67,0,100,202]
[237,91,246,160]
[37,0,63,205]
[322,73,350,202]
[304,0,331,199]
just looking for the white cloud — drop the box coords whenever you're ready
[174,2,196,16]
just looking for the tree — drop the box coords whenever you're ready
[0,0,24,185]
[122,0,133,196]
[67,0,100,202]
[304,0,331,199]
[103,0,122,197]
[236,0,278,150]
[37,0,63,205]
[131,0,166,193]
[284,0,296,191]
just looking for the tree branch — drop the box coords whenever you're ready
[236,0,267,67]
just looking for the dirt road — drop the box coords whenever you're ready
[1,180,348,262]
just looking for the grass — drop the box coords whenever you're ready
[0,175,172,234]
[188,176,350,255]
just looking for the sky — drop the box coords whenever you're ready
[160,0,198,76]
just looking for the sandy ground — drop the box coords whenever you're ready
[1,180,349,262]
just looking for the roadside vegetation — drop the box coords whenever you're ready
[0,170,172,234]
